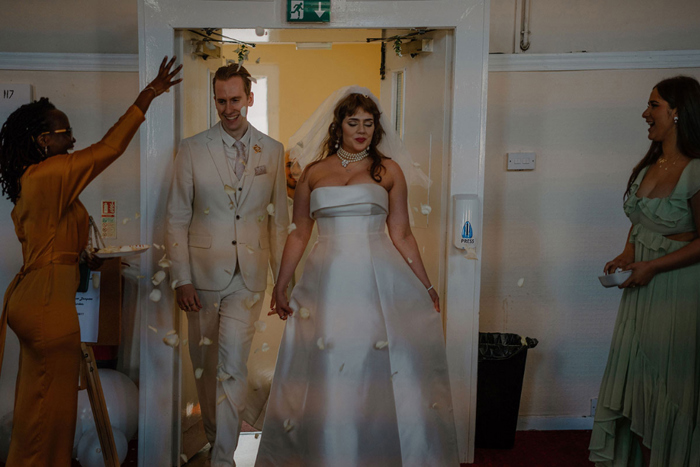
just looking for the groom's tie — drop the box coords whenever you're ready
[234,140,246,180]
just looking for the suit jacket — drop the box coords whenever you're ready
[165,122,289,292]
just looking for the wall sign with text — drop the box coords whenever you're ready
[0,84,32,126]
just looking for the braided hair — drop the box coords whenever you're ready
[0,97,56,204]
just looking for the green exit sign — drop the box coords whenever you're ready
[287,0,330,23]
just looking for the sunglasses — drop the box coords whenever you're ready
[39,127,73,138]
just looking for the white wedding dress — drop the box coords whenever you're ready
[254,183,459,467]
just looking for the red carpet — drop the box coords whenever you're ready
[468,430,595,467]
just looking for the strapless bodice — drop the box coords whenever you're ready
[310,183,388,236]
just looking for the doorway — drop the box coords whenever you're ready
[176,27,454,464]
[138,1,488,465]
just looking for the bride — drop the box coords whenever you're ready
[254,86,459,467]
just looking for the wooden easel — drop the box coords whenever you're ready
[78,217,121,466]
[79,343,120,467]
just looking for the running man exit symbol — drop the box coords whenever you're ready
[287,0,330,22]
[290,0,304,19]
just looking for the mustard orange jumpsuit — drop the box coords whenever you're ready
[0,105,144,466]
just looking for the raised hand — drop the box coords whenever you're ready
[134,55,183,113]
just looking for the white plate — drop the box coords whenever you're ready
[598,270,632,288]
[94,244,150,258]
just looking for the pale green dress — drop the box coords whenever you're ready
[589,158,700,466]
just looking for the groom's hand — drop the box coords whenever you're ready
[176,283,202,312]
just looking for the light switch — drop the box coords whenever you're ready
[507,152,536,171]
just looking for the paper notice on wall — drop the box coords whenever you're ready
[101,200,116,239]
[76,272,101,343]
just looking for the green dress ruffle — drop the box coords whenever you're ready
[589,159,700,467]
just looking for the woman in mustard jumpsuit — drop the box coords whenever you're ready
[0,56,181,466]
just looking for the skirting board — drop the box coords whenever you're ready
[1,50,699,73]
[517,416,594,431]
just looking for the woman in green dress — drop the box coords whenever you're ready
[589,76,700,466]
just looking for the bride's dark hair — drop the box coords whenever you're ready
[309,93,388,182]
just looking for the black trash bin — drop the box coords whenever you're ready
[475,332,538,449]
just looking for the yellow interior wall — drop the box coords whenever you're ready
[237,43,382,147]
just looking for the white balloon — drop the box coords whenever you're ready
[75,370,139,444]
[0,411,13,462]
[76,427,128,467]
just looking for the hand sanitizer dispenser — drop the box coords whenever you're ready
[453,194,479,259]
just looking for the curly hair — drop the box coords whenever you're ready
[625,76,700,198]
[0,97,56,204]
[309,93,388,183]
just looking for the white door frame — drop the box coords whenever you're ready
[138,1,489,464]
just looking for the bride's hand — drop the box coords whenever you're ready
[269,284,294,320]
[429,288,440,313]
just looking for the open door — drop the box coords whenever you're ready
[380,30,453,322]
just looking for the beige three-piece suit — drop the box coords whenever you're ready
[166,122,288,466]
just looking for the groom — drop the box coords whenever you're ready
[166,64,288,466]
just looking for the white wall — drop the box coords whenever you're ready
[482,67,700,423]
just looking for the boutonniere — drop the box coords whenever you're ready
[253,144,262,153]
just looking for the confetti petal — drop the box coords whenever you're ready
[257,215,266,223]
[217,394,227,405]
[134,212,141,219]
[299,307,310,319]
[431,402,439,409]
[246,244,256,254]
[199,337,213,346]
[182,339,188,346]
[287,223,297,234]
[224,185,236,195]
[181,454,188,463]
[420,204,432,215]
[204,207,210,215]
[413,206,419,212]
[153,243,163,250]
[517,278,525,287]
[171,280,178,290]
[261,343,270,352]
[407,257,413,264]
[148,325,158,333]
[172,242,178,247]
[283,419,294,433]
[158,254,172,268]
[152,270,166,286]
[166,329,177,336]
[245,293,261,309]
[163,334,179,347]
[213,302,219,309]
[122,218,130,225]
[375,340,389,350]
[92,273,100,289]
[195,368,204,379]
[412,161,421,167]
[217,367,233,382]
[254,321,267,333]
[149,289,162,302]
[317,338,325,350]
[266,203,275,216]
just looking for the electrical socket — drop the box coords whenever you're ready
[590,398,598,417]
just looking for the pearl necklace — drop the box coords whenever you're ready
[337,147,369,168]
